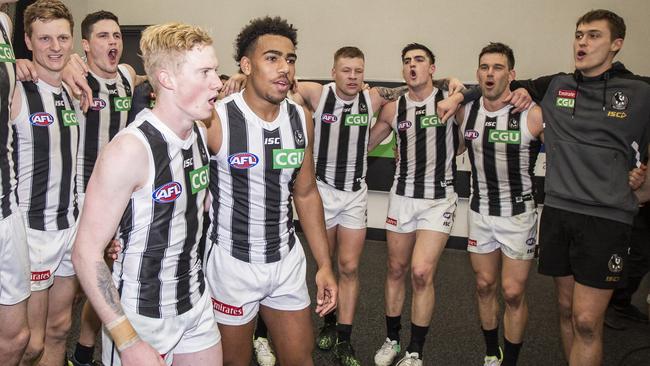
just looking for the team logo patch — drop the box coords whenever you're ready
[386,217,397,226]
[468,239,477,247]
[420,115,443,128]
[31,270,51,281]
[0,43,16,63]
[90,98,107,111]
[608,254,623,273]
[508,118,519,130]
[397,120,412,131]
[273,148,304,169]
[526,238,536,246]
[113,96,132,111]
[488,130,521,144]
[152,182,182,203]
[29,112,54,127]
[556,89,576,108]
[359,102,368,114]
[212,298,244,316]
[62,109,78,126]
[611,91,628,111]
[228,152,259,169]
[464,129,479,140]
[294,130,305,146]
[189,165,209,194]
[443,212,452,219]
[321,113,338,124]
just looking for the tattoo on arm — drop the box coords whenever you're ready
[96,261,124,316]
[432,78,449,91]
[376,86,408,101]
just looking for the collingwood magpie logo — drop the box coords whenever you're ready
[508,118,519,130]
[294,130,305,146]
[608,254,623,273]
[359,102,368,114]
[611,91,628,111]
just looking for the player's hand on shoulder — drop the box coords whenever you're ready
[221,73,246,97]
[437,92,463,123]
[504,88,532,113]
[15,59,38,82]
[63,54,92,112]
[447,77,466,96]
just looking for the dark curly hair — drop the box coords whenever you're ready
[234,16,298,63]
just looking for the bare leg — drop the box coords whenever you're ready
[385,231,415,317]
[20,289,48,366]
[0,300,30,366]
[173,341,223,366]
[500,255,532,343]
[554,275,575,361]
[218,318,256,366]
[569,283,612,366]
[336,226,365,325]
[409,230,447,326]
[470,251,501,331]
[261,306,314,366]
[41,276,78,366]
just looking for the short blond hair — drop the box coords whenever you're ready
[24,0,74,37]
[140,22,213,92]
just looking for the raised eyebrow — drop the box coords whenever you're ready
[286,52,297,60]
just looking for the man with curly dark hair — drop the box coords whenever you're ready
[204,16,337,366]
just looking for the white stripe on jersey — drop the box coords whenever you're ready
[0,14,17,219]
[461,99,540,216]
[313,83,373,192]
[113,109,208,318]
[76,65,133,194]
[209,92,308,264]
[12,80,78,230]
[391,88,457,199]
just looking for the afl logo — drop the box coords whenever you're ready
[228,152,259,169]
[321,113,338,123]
[397,120,412,131]
[152,182,182,203]
[90,98,107,111]
[29,112,54,127]
[464,130,479,140]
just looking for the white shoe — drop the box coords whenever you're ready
[374,338,401,366]
[483,347,503,366]
[253,337,276,366]
[395,351,422,366]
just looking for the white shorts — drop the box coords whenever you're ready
[25,221,77,291]
[467,210,538,260]
[102,290,220,366]
[385,192,458,234]
[204,240,310,326]
[317,180,367,230]
[0,212,30,305]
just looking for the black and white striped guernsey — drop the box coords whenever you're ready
[209,92,308,264]
[461,99,541,216]
[12,80,79,230]
[313,83,373,192]
[392,88,458,199]
[0,14,17,219]
[113,109,209,318]
[77,65,133,194]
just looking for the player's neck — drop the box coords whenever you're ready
[151,95,195,140]
[242,87,281,122]
[334,86,356,102]
[482,90,509,112]
[88,59,117,80]
[33,61,62,88]
[407,82,434,102]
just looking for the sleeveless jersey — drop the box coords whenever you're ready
[209,92,308,264]
[392,88,458,199]
[0,14,17,219]
[462,99,541,216]
[12,80,79,230]
[113,109,209,318]
[77,65,133,194]
[313,83,372,192]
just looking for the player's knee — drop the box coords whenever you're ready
[22,337,44,364]
[0,326,30,359]
[387,259,408,280]
[338,258,359,280]
[502,283,525,308]
[411,264,433,289]
[557,298,573,320]
[475,274,497,298]
[572,313,599,341]
[46,311,73,341]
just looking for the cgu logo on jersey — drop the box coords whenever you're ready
[0,43,15,63]
[90,98,107,111]
[321,113,338,124]
[62,110,78,126]
[189,165,209,194]
[345,114,369,127]
[397,120,412,131]
[488,130,520,144]
[152,181,183,203]
[556,89,576,108]
[113,97,132,111]
[464,129,479,140]
[420,114,443,128]
[273,148,304,169]
[29,112,54,127]
[228,152,259,169]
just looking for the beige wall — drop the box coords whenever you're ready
[66,0,650,81]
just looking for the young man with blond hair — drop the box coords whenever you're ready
[72,22,223,366]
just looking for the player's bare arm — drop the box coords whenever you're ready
[205,108,223,154]
[526,104,544,142]
[293,80,324,112]
[292,107,338,316]
[367,100,396,151]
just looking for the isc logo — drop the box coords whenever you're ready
[114,97,132,111]
[420,115,442,128]
[397,120,412,131]
[91,98,107,111]
[344,114,368,127]
[321,113,338,124]
[228,152,259,169]
[488,130,521,144]
[152,181,182,203]
[29,112,54,126]
[273,149,304,169]
[464,129,479,140]
[0,43,15,63]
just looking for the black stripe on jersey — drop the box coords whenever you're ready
[263,128,282,262]
[432,90,448,199]
[0,25,10,217]
[506,110,525,215]
[395,97,408,196]
[413,104,428,198]
[136,121,174,318]
[24,82,49,230]
[226,101,252,262]
[106,82,122,141]
[54,92,76,229]
[482,115,500,216]
[117,67,132,97]
[83,75,102,190]
[333,101,353,189]
[315,87,336,184]
[352,92,369,191]
[286,102,305,251]
[465,101,482,213]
